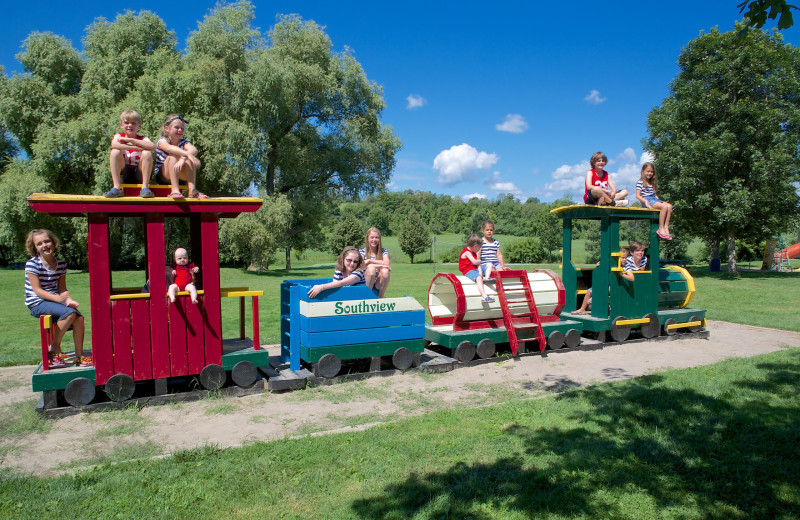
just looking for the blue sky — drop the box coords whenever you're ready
[2,1,798,202]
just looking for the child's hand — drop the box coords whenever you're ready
[172,269,177,277]
[308,284,323,298]
[191,266,199,274]
[66,298,80,309]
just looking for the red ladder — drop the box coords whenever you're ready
[494,270,546,355]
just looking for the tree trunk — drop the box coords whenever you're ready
[285,247,292,270]
[710,239,720,262]
[727,235,738,274]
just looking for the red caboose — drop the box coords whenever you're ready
[29,189,266,407]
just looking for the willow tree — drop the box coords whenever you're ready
[645,24,800,273]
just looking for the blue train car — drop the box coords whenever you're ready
[280,279,426,377]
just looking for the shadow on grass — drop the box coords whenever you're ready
[352,351,800,519]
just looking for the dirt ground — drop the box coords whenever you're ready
[2,319,800,476]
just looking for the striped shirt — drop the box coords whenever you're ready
[635,180,656,198]
[359,247,388,261]
[480,238,501,264]
[623,255,648,272]
[24,256,67,308]
[333,269,366,286]
[155,137,189,173]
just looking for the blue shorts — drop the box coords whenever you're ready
[463,269,481,282]
[643,195,662,206]
[29,300,82,322]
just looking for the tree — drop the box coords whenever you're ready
[398,208,430,264]
[644,25,800,273]
[328,215,363,255]
[218,193,291,270]
[739,0,797,30]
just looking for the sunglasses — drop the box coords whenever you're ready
[165,114,187,126]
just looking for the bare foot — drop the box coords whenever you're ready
[573,310,586,315]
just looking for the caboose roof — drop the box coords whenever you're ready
[27,193,262,217]
[550,204,659,220]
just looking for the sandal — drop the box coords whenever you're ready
[188,191,209,199]
[168,192,184,199]
[48,352,66,368]
[482,296,495,303]
[75,356,92,367]
[657,231,668,240]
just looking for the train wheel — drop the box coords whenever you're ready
[64,377,95,407]
[104,373,135,402]
[610,316,631,343]
[565,329,582,349]
[476,338,497,358]
[232,361,258,388]
[663,318,677,336]
[688,315,703,333]
[316,353,342,378]
[546,331,565,350]
[454,341,477,362]
[199,364,226,390]
[641,313,660,339]
[392,347,414,370]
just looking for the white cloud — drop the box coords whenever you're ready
[495,114,528,134]
[584,89,606,105]
[462,193,487,201]
[486,171,522,195]
[406,94,426,109]
[433,143,499,185]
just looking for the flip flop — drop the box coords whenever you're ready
[188,191,209,199]
[657,231,668,240]
[168,192,184,199]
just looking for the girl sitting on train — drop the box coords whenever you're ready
[360,227,391,298]
[307,246,367,298]
[155,113,207,199]
[24,229,90,368]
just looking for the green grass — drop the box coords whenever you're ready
[1,348,799,518]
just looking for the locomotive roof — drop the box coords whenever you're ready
[550,204,659,220]
[27,193,262,218]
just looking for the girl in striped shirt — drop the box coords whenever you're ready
[24,229,89,367]
[635,162,673,240]
[307,246,367,298]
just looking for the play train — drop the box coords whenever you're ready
[28,190,706,409]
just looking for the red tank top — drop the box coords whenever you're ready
[584,169,609,202]
[459,247,477,275]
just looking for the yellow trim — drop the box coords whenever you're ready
[666,320,702,330]
[27,192,262,203]
[221,290,264,298]
[42,315,52,328]
[663,264,696,308]
[550,204,658,215]
[615,318,649,326]
[577,290,588,295]
[110,289,205,301]
[110,293,150,300]
[575,267,595,271]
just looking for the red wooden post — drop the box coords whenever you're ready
[252,296,260,350]
[186,298,206,374]
[146,214,170,379]
[111,300,134,377]
[168,298,189,376]
[200,214,222,366]
[88,214,113,385]
[131,299,152,380]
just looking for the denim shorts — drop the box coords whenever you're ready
[29,300,82,322]
[463,269,481,282]
[643,195,662,206]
